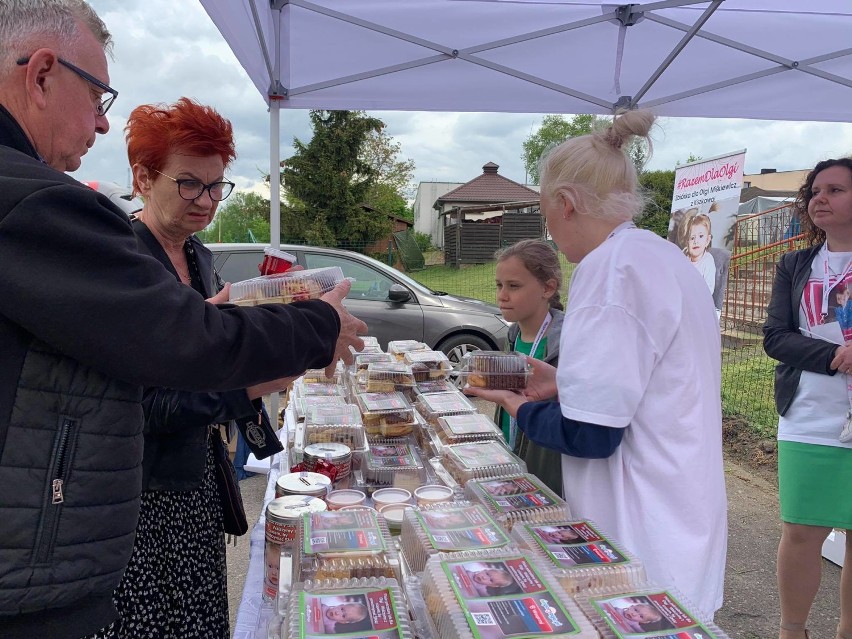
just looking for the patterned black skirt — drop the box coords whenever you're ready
[90,436,229,639]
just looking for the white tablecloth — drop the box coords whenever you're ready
[232,413,290,638]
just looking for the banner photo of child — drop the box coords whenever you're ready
[302,590,401,638]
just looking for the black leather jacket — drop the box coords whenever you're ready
[133,220,260,491]
[763,244,840,415]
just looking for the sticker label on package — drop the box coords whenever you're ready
[368,444,419,469]
[301,383,343,397]
[450,442,516,469]
[417,379,453,394]
[478,476,557,513]
[441,556,579,638]
[305,510,385,554]
[591,591,717,639]
[416,506,510,551]
[444,414,495,436]
[299,587,403,638]
[361,392,407,411]
[526,522,629,568]
[422,392,472,413]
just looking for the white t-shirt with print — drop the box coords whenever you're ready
[778,249,852,449]
[557,228,727,616]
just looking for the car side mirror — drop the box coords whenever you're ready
[387,284,411,303]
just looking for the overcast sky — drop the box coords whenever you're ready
[78,0,852,196]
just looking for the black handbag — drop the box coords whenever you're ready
[212,431,249,537]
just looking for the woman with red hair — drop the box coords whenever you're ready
[92,98,281,638]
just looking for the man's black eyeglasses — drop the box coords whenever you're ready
[151,169,235,202]
[16,56,118,116]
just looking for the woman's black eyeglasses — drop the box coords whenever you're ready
[151,169,235,202]
[16,55,118,116]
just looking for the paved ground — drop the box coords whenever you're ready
[226,456,844,639]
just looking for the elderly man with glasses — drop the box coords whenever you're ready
[0,2,367,638]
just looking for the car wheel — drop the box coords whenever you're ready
[437,334,493,388]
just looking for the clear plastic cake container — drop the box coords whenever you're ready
[293,395,348,422]
[285,577,415,639]
[403,350,452,382]
[387,340,429,360]
[354,391,417,438]
[575,583,731,639]
[355,362,416,393]
[400,501,513,573]
[302,366,343,385]
[294,508,401,583]
[351,351,395,372]
[434,413,502,447]
[464,473,571,530]
[293,379,346,398]
[228,266,344,305]
[295,404,368,455]
[510,518,646,594]
[440,440,526,484]
[414,390,477,427]
[420,548,598,639]
[363,437,428,492]
[459,351,531,390]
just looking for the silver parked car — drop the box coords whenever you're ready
[207,243,509,365]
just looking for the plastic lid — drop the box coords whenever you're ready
[229,266,344,304]
[372,487,413,507]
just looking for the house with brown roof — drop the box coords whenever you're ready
[420,162,539,248]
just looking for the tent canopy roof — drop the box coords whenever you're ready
[200,0,852,121]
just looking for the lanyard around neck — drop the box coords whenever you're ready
[509,312,552,450]
[524,311,552,360]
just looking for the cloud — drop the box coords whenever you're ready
[78,0,852,197]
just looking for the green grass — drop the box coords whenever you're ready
[409,258,576,307]
[721,349,778,438]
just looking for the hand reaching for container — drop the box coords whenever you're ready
[321,279,368,375]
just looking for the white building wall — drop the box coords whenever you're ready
[413,181,463,248]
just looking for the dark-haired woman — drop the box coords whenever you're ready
[764,157,852,639]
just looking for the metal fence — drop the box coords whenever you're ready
[720,204,805,437]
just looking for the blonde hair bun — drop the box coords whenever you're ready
[602,110,656,151]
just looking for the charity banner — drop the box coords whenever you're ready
[667,150,745,316]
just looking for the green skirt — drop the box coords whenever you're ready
[778,440,852,528]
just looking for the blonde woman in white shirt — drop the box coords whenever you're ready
[467,109,727,617]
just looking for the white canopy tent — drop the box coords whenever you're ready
[199,0,852,568]
[198,0,852,244]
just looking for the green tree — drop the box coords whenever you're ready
[281,110,392,246]
[198,191,271,243]
[636,169,676,238]
[360,126,416,221]
[522,114,647,184]
[522,114,596,184]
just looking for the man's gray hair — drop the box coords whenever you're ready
[0,0,112,76]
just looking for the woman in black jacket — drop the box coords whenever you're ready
[91,98,289,639]
[763,158,852,639]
